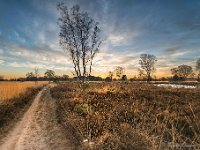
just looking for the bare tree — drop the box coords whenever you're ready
[171,68,179,76]
[171,65,193,80]
[138,68,145,79]
[0,75,4,81]
[44,70,55,82]
[139,54,157,82]
[115,66,124,79]
[26,72,35,81]
[63,74,69,81]
[178,65,193,78]
[57,3,101,82]
[108,71,114,81]
[34,67,39,85]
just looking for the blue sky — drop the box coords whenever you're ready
[0,0,200,78]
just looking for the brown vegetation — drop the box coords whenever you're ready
[51,82,200,149]
[0,81,48,100]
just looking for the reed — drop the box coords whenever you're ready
[0,81,48,100]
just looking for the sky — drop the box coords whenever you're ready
[0,0,200,79]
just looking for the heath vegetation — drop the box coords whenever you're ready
[51,82,200,149]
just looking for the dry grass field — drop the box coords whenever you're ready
[0,81,48,101]
[51,82,200,149]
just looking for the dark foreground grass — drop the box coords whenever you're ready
[0,86,43,141]
[51,82,200,150]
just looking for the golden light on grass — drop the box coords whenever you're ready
[51,82,200,149]
[0,81,48,100]
[95,85,116,94]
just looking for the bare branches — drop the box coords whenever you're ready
[138,68,145,79]
[108,71,114,81]
[34,67,39,85]
[44,70,55,82]
[171,65,193,80]
[58,3,102,82]
[139,54,157,82]
[115,66,124,79]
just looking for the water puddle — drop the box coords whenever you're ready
[156,84,197,89]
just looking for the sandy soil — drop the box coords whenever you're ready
[0,86,75,150]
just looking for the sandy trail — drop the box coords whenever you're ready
[0,86,75,150]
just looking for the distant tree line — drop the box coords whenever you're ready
[104,54,200,82]
[0,55,199,82]
[25,69,70,82]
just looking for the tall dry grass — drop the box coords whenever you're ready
[0,81,48,101]
[51,82,200,149]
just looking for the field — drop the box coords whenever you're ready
[0,81,48,101]
[51,82,200,149]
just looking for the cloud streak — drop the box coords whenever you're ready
[0,0,200,77]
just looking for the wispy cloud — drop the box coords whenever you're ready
[0,0,200,77]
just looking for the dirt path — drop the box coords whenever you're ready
[0,86,75,150]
